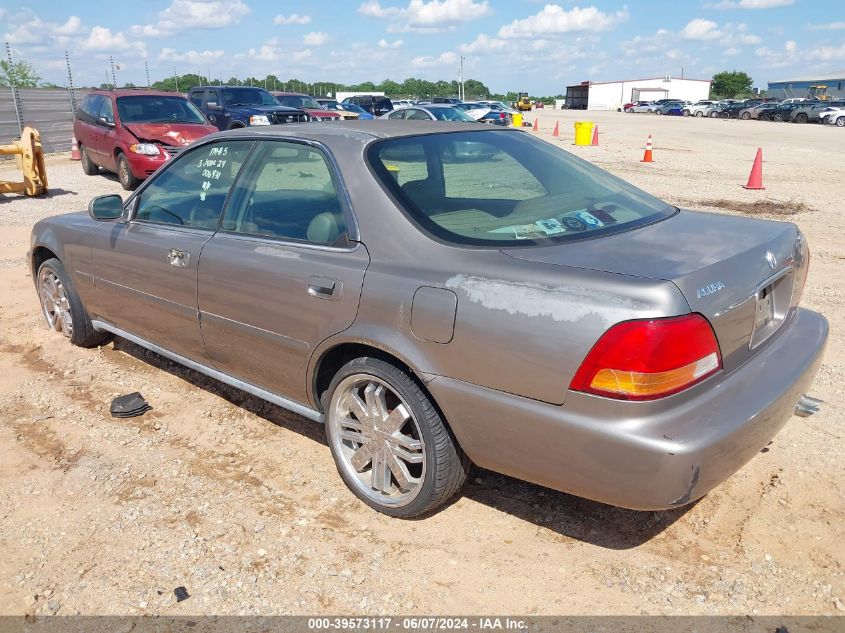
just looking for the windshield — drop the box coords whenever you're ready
[368,130,675,247]
[221,88,279,107]
[116,96,207,124]
[430,107,475,122]
[276,94,321,109]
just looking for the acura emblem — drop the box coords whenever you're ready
[765,251,777,270]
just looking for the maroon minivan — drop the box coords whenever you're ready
[75,89,218,190]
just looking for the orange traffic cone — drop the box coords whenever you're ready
[71,136,81,161]
[641,134,654,162]
[742,148,765,190]
[591,124,599,146]
[552,121,559,137]
[533,118,538,132]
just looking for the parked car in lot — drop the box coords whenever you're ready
[382,105,478,123]
[653,101,684,116]
[453,102,512,126]
[628,101,656,113]
[820,107,845,126]
[342,95,394,116]
[30,122,827,517]
[790,101,845,123]
[315,99,360,120]
[272,92,341,121]
[75,89,218,191]
[682,101,716,117]
[393,99,416,108]
[338,102,374,120]
[188,86,308,131]
[738,103,770,120]
[708,102,747,119]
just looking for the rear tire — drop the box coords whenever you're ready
[80,145,99,175]
[695,111,704,118]
[741,112,751,120]
[795,113,808,123]
[683,109,690,117]
[655,110,663,115]
[773,113,784,122]
[37,258,109,348]
[116,153,140,191]
[324,357,469,518]
[837,117,845,127]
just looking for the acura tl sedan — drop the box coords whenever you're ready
[29,122,827,518]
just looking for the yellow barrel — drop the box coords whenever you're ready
[574,121,594,146]
[512,112,523,128]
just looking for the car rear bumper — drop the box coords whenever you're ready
[428,307,828,510]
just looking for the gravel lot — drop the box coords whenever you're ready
[1,110,843,616]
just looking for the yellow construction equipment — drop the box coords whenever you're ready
[516,92,533,111]
[0,127,48,197]
[808,85,830,100]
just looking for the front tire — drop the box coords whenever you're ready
[37,258,108,348]
[837,117,845,127]
[324,357,468,518]
[116,153,140,191]
[695,111,704,118]
[741,111,751,120]
[773,113,784,122]
[795,113,808,123]
[683,109,690,117]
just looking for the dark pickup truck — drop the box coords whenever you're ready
[188,86,308,130]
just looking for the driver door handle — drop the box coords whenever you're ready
[168,248,189,268]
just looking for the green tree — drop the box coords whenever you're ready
[0,59,41,87]
[711,71,753,98]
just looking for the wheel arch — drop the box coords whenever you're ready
[31,245,59,278]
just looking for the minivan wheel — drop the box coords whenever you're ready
[80,146,99,175]
[324,357,469,518]
[37,258,109,348]
[116,153,140,191]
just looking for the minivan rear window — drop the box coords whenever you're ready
[368,130,676,247]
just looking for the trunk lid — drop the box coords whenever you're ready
[501,209,807,371]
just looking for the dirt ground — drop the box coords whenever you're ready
[0,110,843,617]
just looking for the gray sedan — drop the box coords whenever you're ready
[382,104,477,122]
[29,122,827,517]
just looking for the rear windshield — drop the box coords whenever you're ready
[368,130,675,247]
[429,107,475,122]
[116,96,207,124]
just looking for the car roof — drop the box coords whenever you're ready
[192,85,269,91]
[210,120,515,144]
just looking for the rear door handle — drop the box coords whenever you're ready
[168,248,190,268]
[308,276,342,301]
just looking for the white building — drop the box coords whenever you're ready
[334,91,385,102]
[565,76,712,111]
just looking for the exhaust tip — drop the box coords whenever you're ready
[795,394,823,418]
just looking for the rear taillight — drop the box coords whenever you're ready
[570,314,722,400]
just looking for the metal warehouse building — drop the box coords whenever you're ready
[767,71,845,100]
[565,76,712,111]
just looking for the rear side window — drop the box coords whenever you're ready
[368,130,675,246]
[189,90,205,107]
[135,140,254,229]
[221,141,347,245]
[78,94,105,123]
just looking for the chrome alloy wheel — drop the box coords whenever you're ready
[38,267,73,337]
[328,374,426,507]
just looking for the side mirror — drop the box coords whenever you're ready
[206,101,223,111]
[97,117,115,128]
[88,194,124,221]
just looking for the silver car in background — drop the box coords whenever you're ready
[29,122,827,517]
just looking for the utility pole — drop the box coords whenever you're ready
[145,61,151,89]
[65,50,77,119]
[173,66,179,92]
[459,56,465,101]
[109,55,117,88]
[6,42,23,135]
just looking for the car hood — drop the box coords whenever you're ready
[124,123,216,146]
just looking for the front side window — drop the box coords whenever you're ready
[135,140,254,229]
[368,130,675,246]
[98,97,115,125]
[221,141,347,245]
[116,96,207,124]
[388,110,407,120]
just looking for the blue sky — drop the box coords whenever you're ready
[2,0,843,93]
